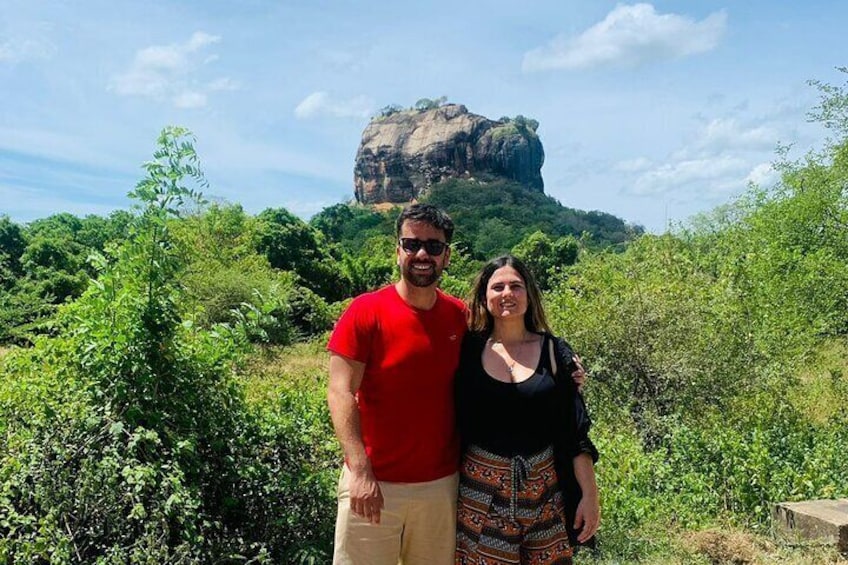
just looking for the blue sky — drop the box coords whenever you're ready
[1,1,846,232]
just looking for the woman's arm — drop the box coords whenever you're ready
[572,452,600,543]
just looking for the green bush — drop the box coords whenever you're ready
[543,82,848,559]
[254,208,349,302]
[0,127,336,563]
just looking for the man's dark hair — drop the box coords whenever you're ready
[395,203,455,242]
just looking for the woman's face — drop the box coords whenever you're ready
[485,265,528,322]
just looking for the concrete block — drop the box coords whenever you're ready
[773,499,848,552]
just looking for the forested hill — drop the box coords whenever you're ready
[422,178,641,255]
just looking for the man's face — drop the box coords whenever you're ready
[397,220,451,288]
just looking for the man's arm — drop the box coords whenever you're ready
[548,338,588,389]
[327,353,384,524]
[571,354,587,390]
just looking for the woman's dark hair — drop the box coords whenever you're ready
[468,255,550,335]
[395,203,454,243]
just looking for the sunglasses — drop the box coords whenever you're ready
[399,238,448,256]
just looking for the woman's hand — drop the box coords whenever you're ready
[572,452,600,543]
[573,490,600,543]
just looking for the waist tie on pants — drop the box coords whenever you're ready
[510,454,531,521]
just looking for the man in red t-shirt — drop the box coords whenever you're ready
[327,203,467,565]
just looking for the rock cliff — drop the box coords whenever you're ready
[353,104,544,204]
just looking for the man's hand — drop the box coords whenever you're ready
[573,490,600,543]
[571,354,587,390]
[327,354,384,523]
[348,464,384,524]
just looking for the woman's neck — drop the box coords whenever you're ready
[490,320,531,345]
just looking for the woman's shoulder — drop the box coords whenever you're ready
[542,332,574,352]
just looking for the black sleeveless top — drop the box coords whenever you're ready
[454,332,561,457]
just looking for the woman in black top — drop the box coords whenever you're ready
[455,255,599,565]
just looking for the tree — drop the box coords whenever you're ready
[0,126,247,561]
[512,231,578,290]
[513,114,540,132]
[414,96,447,111]
[378,104,403,117]
[808,66,848,138]
[254,207,348,301]
[311,203,398,254]
[0,215,25,284]
[340,235,396,295]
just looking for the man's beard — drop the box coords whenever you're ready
[402,260,442,287]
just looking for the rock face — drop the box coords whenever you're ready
[354,104,544,204]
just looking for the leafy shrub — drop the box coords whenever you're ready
[663,393,848,527]
[544,80,848,560]
[512,230,578,290]
[232,344,339,562]
[0,127,336,563]
[0,211,132,345]
[235,276,332,345]
[254,208,349,302]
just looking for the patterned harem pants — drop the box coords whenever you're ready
[455,445,572,565]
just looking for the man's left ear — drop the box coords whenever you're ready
[444,247,451,268]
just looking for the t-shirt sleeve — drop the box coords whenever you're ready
[327,296,374,364]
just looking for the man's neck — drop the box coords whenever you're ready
[395,280,438,311]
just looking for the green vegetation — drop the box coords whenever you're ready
[543,78,848,560]
[496,114,540,134]
[414,96,448,111]
[1,74,848,563]
[376,96,449,118]
[0,128,336,563]
[423,178,640,256]
[0,211,133,344]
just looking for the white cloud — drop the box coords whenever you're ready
[294,91,373,119]
[698,118,780,152]
[621,108,790,199]
[745,162,778,187]
[523,3,726,71]
[0,37,55,63]
[614,157,653,172]
[186,31,218,51]
[108,31,230,108]
[294,92,329,118]
[207,77,240,91]
[174,91,207,109]
[631,155,748,196]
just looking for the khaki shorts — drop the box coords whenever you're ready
[333,465,459,565]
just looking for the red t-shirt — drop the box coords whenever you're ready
[328,285,468,482]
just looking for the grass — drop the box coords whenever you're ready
[790,337,848,424]
[240,341,329,404]
[581,524,848,564]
